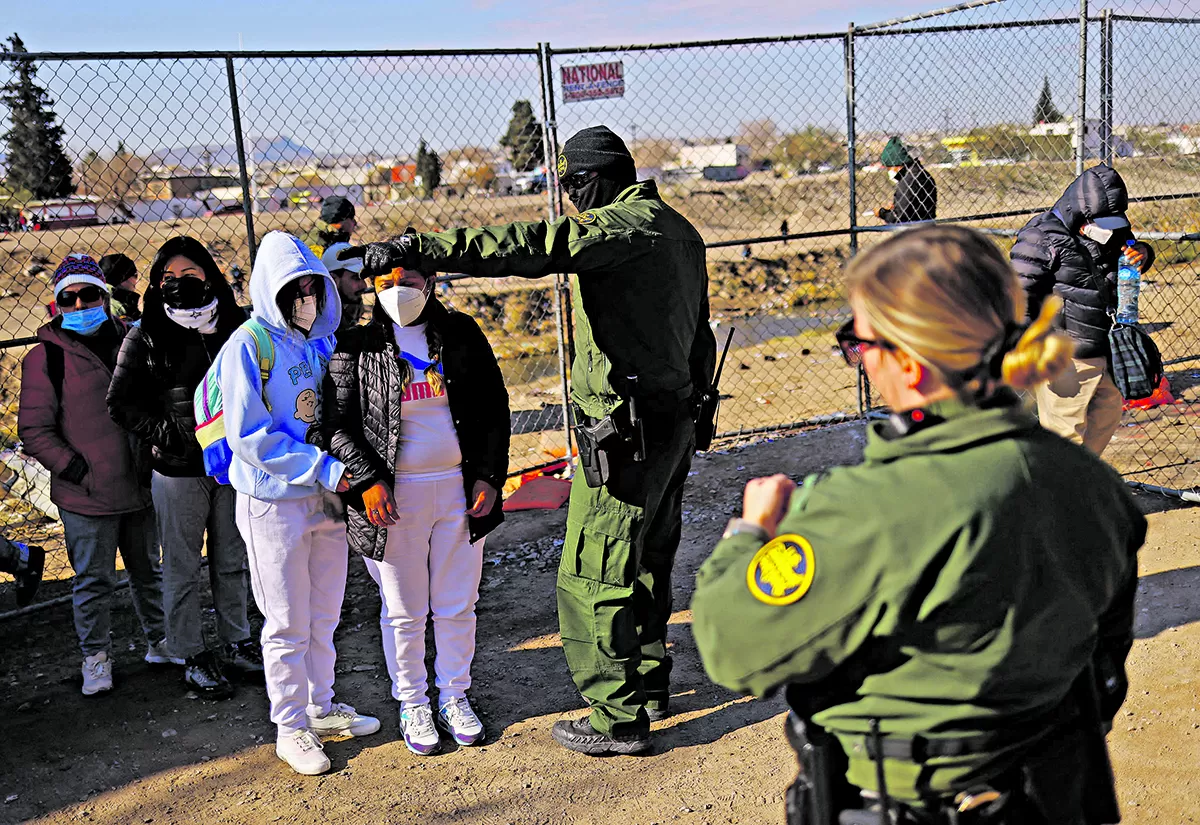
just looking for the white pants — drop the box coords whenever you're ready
[236,492,348,732]
[363,472,484,705]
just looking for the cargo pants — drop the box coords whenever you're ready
[557,406,696,739]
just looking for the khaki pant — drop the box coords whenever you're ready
[1035,355,1124,455]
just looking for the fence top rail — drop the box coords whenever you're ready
[549,32,847,54]
[1110,13,1200,24]
[0,47,541,62]
[858,0,1005,31]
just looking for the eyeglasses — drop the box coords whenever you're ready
[561,171,596,191]
[56,286,104,308]
[295,276,322,297]
[835,318,897,367]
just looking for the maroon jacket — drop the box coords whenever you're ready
[18,318,151,516]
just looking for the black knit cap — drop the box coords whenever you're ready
[559,125,635,180]
[98,253,137,287]
[320,195,355,225]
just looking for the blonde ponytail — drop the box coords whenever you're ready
[1000,296,1075,390]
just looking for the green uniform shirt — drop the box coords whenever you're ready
[407,181,715,418]
[692,393,1145,801]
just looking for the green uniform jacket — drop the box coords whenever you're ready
[692,393,1145,802]
[406,181,716,418]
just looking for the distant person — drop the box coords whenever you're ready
[18,254,168,696]
[779,218,789,243]
[1012,165,1154,455]
[211,231,378,776]
[107,237,262,700]
[0,537,44,607]
[98,253,142,324]
[305,195,357,255]
[872,136,937,224]
[321,242,370,332]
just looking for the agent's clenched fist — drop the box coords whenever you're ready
[338,236,418,278]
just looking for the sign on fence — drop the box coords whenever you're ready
[560,61,625,102]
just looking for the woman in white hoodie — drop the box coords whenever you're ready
[212,231,379,775]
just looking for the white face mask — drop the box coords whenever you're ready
[291,295,318,333]
[887,169,900,183]
[165,297,220,334]
[376,285,428,327]
[1080,223,1115,245]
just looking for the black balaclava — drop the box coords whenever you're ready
[98,253,141,317]
[559,125,637,212]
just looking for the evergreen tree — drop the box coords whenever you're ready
[500,100,544,173]
[415,139,442,199]
[1,34,75,198]
[1034,76,1063,125]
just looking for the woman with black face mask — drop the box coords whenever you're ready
[106,236,264,700]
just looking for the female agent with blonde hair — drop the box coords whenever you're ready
[692,225,1146,825]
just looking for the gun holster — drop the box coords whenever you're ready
[785,712,842,825]
[573,405,630,488]
[693,388,719,451]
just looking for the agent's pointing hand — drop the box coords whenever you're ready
[338,235,418,278]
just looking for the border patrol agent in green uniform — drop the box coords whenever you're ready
[692,226,1146,824]
[341,126,716,755]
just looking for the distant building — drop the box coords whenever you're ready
[143,174,238,200]
[1029,119,1133,158]
[668,143,751,181]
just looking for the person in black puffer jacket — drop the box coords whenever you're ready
[1011,165,1155,455]
[322,266,509,755]
[107,236,263,699]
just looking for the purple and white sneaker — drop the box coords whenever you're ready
[399,703,441,755]
[436,696,485,746]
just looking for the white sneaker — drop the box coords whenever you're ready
[275,729,330,776]
[144,639,184,666]
[399,703,441,755]
[307,702,381,738]
[81,652,113,696]
[437,696,485,746]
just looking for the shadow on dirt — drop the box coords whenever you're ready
[1135,564,1200,639]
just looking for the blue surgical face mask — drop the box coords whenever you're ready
[60,305,109,336]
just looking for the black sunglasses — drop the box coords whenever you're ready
[56,286,105,308]
[835,318,896,367]
[561,170,596,190]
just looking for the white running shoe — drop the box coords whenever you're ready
[144,639,184,666]
[436,697,485,746]
[275,729,331,776]
[399,703,441,755]
[81,652,113,696]
[307,702,382,738]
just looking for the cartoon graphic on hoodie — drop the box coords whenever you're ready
[212,231,345,500]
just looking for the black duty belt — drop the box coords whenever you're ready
[852,697,1081,765]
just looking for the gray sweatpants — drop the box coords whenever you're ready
[152,472,251,660]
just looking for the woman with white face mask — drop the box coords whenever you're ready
[107,236,262,701]
[323,263,510,756]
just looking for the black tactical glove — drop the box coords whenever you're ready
[338,236,418,278]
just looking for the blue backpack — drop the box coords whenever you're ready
[193,320,275,484]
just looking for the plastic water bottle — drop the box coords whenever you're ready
[1116,240,1141,324]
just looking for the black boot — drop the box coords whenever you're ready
[184,651,234,700]
[551,717,651,755]
[15,544,44,608]
[221,638,265,682]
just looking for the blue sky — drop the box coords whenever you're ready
[12,0,946,53]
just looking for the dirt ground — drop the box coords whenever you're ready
[2,422,1199,825]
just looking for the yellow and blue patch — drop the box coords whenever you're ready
[746,534,816,606]
[572,211,598,225]
[557,153,568,176]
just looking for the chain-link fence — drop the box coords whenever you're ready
[4,0,1200,609]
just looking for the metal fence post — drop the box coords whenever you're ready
[224,55,257,264]
[845,23,858,258]
[1076,0,1089,176]
[1100,8,1114,166]
[538,42,574,469]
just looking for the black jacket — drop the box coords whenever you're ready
[880,161,937,224]
[106,284,244,477]
[323,300,510,559]
[1011,165,1154,360]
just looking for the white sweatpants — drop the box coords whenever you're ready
[363,472,484,705]
[235,492,348,732]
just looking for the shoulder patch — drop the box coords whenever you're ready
[746,534,816,606]
[571,211,597,225]
[557,153,568,176]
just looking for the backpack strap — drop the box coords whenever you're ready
[243,319,276,412]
